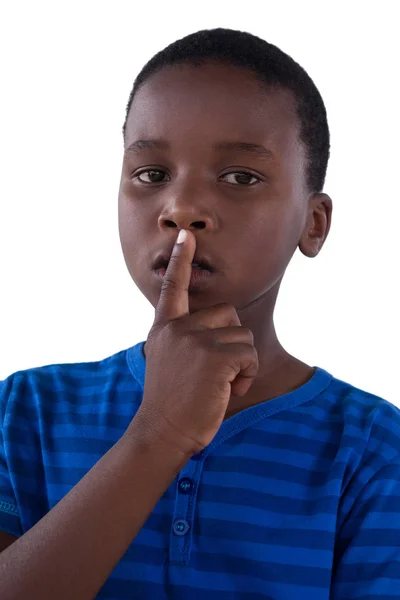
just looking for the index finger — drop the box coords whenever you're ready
[154,229,196,322]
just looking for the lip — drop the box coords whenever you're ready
[153,266,213,290]
[152,250,215,273]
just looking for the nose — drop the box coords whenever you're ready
[157,197,215,232]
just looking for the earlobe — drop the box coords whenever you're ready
[298,193,333,258]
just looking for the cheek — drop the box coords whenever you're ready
[234,210,301,284]
[118,200,146,277]
[118,190,147,247]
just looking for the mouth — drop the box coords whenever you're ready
[152,255,214,290]
[153,255,215,273]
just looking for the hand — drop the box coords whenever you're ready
[135,229,259,457]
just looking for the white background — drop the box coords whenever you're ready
[0,1,398,406]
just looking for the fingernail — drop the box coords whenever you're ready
[176,229,187,245]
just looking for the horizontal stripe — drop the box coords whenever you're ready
[1,343,400,599]
[193,517,335,547]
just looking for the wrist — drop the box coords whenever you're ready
[124,411,193,469]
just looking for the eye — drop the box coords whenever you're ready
[134,169,169,184]
[133,169,261,186]
[221,172,260,185]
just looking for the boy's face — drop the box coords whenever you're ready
[119,62,329,313]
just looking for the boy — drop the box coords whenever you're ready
[1,27,399,599]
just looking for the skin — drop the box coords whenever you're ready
[118,61,332,418]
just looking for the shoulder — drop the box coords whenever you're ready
[327,372,399,445]
[0,346,137,425]
[315,369,400,476]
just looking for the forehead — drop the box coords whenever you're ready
[125,63,303,159]
[125,64,306,180]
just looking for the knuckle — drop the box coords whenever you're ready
[226,304,241,323]
[213,302,231,313]
[161,274,180,291]
[213,303,239,322]
[244,328,254,343]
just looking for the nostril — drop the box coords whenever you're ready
[164,222,205,230]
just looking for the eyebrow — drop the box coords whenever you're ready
[125,139,274,160]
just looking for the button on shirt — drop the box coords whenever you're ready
[1,341,400,599]
[178,478,193,494]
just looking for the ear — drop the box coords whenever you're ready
[299,193,333,257]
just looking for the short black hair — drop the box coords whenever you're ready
[122,28,330,194]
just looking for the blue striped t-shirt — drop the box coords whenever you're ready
[1,340,400,598]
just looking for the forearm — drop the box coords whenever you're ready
[0,420,189,599]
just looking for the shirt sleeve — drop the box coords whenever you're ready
[331,460,400,598]
[0,375,22,537]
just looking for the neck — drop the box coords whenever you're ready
[226,286,314,419]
